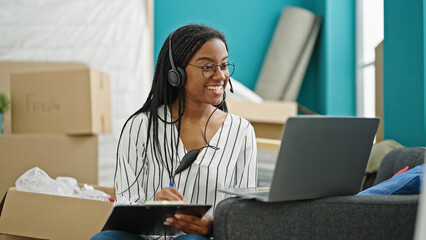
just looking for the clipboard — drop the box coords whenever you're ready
[102,203,211,235]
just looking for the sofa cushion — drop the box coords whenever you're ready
[374,147,425,185]
[358,164,424,195]
[214,195,419,240]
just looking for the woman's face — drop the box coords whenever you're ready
[184,38,229,106]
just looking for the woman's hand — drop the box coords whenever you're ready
[155,187,186,202]
[164,214,213,237]
[157,187,212,236]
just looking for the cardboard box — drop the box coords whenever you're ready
[0,61,88,134]
[11,69,111,134]
[256,138,281,151]
[0,187,114,240]
[375,41,384,142]
[0,134,98,199]
[226,100,298,140]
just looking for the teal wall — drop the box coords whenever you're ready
[297,0,355,115]
[154,0,355,116]
[384,0,426,147]
[325,1,356,115]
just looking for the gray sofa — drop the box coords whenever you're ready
[213,147,425,240]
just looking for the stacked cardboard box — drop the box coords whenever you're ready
[0,61,113,239]
[375,41,384,142]
[0,61,87,134]
[11,69,111,134]
[226,100,298,140]
[0,134,99,197]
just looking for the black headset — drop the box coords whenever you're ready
[167,31,235,94]
[168,32,186,88]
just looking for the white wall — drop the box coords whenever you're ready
[0,0,153,187]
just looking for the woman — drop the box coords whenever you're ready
[92,24,257,239]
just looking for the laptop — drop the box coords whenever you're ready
[219,116,379,202]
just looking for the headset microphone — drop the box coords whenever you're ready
[174,96,224,176]
[228,77,234,93]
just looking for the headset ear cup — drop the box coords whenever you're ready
[168,69,181,87]
[176,67,186,88]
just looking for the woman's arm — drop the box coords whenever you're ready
[115,114,147,204]
[234,122,258,188]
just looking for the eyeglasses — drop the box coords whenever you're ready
[188,62,235,80]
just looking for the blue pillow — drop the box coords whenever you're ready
[358,164,424,195]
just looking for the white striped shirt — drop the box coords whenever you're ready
[115,105,257,215]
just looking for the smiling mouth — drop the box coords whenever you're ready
[206,86,223,91]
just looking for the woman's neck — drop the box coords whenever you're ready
[170,100,217,122]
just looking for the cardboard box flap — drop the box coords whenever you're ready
[0,192,5,217]
[0,188,113,240]
[0,234,45,240]
[226,100,298,124]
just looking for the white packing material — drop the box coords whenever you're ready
[15,167,111,201]
[226,77,264,103]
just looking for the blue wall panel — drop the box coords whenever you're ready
[324,1,356,115]
[384,0,426,146]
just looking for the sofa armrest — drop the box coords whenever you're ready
[214,195,418,240]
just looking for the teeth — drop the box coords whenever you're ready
[206,86,222,91]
